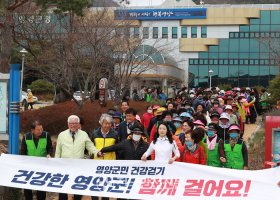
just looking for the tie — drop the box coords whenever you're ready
[128,123,132,129]
[71,132,75,142]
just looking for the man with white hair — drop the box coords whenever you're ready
[91,113,119,200]
[91,113,119,161]
[55,115,101,200]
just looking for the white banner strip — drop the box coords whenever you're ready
[0,154,279,200]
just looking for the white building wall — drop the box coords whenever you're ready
[207,26,239,38]
[138,20,240,85]
[140,20,200,85]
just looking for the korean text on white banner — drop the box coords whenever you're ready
[0,154,279,199]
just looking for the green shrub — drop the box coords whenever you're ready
[217,83,232,91]
[268,73,280,104]
[27,79,55,94]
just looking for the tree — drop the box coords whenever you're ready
[110,39,171,104]
[0,0,90,73]
[268,73,280,103]
[260,35,280,67]
[11,4,175,107]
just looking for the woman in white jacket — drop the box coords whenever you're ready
[141,121,180,164]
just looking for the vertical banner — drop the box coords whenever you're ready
[0,81,7,133]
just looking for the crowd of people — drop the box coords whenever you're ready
[20,86,272,200]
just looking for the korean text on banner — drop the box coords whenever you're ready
[0,154,279,200]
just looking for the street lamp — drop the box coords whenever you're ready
[20,48,28,96]
[208,69,213,89]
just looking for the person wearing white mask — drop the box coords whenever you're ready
[141,106,153,130]
[100,123,149,160]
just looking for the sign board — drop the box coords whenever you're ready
[265,116,280,168]
[99,78,108,90]
[272,129,280,163]
[114,8,207,20]
[0,73,9,134]
[99,78,108,106]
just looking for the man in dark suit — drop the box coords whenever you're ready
[118,108,138,141]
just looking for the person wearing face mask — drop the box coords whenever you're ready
[172,116,183,136]
[217,113,230,141]
[203,123,222,167]
[211,100,223,114]
[181,129,206,165]
[147,107,166,136]
[100,123,149,161]
[218,124,248,170]
[141,106,154,130]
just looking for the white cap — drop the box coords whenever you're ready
[225,105,233,110]
[220,112,230,120]
[220,90,225,94]
[246,87,251,91]
[189,90,195,94]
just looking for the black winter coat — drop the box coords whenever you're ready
[100,138,149,160]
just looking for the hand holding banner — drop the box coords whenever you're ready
[0,154,279,199]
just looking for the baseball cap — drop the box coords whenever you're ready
[130,124,144,134]
[210,111,220,118]
[112,111,122,119]
[208,123,218,131]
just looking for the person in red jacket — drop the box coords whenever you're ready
[181,129,206,165]
[141,106,154,130]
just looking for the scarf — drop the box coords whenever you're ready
[230,138,238,147]
[207,135,217,150]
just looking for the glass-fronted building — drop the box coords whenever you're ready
[114,0,280,89]
[189,10,280,88]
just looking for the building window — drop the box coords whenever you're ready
[134,27,139,38]
[191,27,197,38]
[115,28,122,37]
[143,27,149,39]
[162,27,168,38]
[172,27,178,38]
[201,26,207,38]
[153,27,158,39]
[181,26,187,38]
[124,28,130,37]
